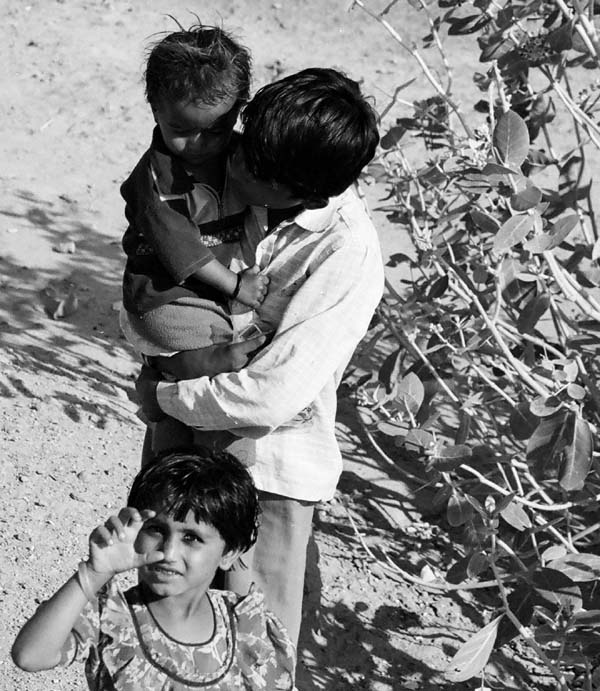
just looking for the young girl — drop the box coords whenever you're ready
[12,448,296,690]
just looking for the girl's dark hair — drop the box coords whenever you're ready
[145,22,252,108]
[241,67,379,200]
[128,448,260,554]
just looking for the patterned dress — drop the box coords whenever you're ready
[58,581,296,690]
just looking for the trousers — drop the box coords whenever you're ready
[224,491,315,648]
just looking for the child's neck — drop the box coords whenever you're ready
[144,588,215,644]
[185,156,225,193]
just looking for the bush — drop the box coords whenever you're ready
[354,0,600,687]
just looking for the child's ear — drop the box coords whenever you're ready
[303,196,328,210]
[218,548,242,572]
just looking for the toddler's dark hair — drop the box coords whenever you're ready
[128,447,259,554]
[241,67,379,200]
[145,22,252,108]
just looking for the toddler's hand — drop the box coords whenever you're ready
[88,507,163,577]
[235,265,269,308]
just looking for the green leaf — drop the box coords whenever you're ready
[396,372,424,415]
[446,616,501,681]
[500,500,532,531]
[481,162,519,176]
[496,585,535,646]
[559,415,593,492]
[467,551,488,577]
[526,213,578,253]
[532,568,582,612]
[404,428,434,451]
[516,295,550,334]
[493,110,530,169]
[530,395,562,417]
[526,410,570,481]
[380,125,406,149]
[567,383,586,400]
[542,545,567,564]
[446,491,474,526]
[547,554,600,582]
[509,402,539,440]
[377,420,409,437]
[427,274,449,299]
[548,213,578,248]
[511,183,542,211]
[378,347,402,393]
[446,556,470,584]
[470,209,500,233]
[493,214,535,253]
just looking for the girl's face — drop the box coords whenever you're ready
[135,509,238,599]
[153,95,240,169]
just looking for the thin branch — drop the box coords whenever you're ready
[352,0,475,138]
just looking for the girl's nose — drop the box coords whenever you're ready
[161,534,178,561]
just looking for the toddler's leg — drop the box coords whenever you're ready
[151,417,194,456]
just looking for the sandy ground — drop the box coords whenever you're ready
[0,1,557,689]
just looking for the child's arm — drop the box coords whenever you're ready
[191,260,269,308]
[11,508,161,672]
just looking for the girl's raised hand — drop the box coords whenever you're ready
[88,507,163,577]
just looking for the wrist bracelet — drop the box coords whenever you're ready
[76,561,98,601]
[231,273,243,300]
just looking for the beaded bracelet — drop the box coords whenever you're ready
[231,273,243,300]
[76,561,97,601]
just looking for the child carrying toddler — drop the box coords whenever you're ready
[12,448,296,690]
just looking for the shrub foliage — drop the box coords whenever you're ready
[355,0,600,687]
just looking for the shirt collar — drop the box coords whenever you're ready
[148,127,195,196]
[279,188,351,233]
[148,128,241,197]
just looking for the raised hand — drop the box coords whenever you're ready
[235,265,269,308]
[88,507,164,577]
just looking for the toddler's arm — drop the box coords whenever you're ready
[191,260,269,308]
[11,508,161,672]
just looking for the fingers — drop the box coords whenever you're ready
[91,508,156,546]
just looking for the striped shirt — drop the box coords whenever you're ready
[157,186,384,501]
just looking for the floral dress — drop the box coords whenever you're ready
[58,581,296,690]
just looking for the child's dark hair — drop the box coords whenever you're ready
[145,22,252,108]
[241,67,379,200]
[128,447,259,554]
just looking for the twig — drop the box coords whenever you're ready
[490,542,569,690]
[459,463,600,513]
[346,506,516,592]
[352,0,475,138]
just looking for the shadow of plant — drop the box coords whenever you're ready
[0,188,139,426]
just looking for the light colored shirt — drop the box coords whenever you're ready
[157,186,384,501]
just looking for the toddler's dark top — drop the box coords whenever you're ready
[121,128,246,315]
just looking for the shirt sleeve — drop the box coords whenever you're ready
[156,232,384,433]
[121,157,215,283]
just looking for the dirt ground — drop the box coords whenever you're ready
[0,1,556,689]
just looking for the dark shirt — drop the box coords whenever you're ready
[121,128,246,315]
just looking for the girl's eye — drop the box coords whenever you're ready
[184,533,202,544]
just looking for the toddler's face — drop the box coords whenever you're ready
[153,95,240,168]
[135,509,239,600]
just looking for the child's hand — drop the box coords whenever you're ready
[88,508,163,577]
[234,265,269,308]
